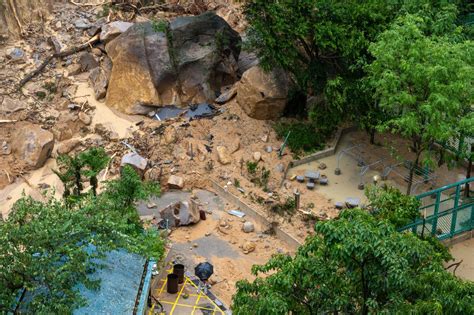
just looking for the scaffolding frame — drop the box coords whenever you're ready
[336,144,388,189]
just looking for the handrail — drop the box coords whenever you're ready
[399,178,474,240]
[416,177,474,199]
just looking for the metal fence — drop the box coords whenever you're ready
[399,177,474,240]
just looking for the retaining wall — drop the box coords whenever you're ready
[210,179,302,250]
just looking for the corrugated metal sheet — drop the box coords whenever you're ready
[74,250,146,315]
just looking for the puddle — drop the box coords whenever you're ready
[154,103,216,121]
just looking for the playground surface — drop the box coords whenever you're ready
[288,130,467,208]
[150,263,227,315]
[448,237,474,282]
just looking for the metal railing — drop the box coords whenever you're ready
[399,177,474,240]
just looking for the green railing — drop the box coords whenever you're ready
[399,177,474,240]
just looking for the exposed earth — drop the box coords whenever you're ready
[0,0,472,310]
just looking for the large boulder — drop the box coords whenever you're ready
[100,21,133,43]
[0,0,52,39]
[236,66,289,120]
[105,12,241,114]
[11,122,54,169]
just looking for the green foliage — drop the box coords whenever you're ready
[233,209,474,314]
[0,155,164,313]
[274,121,328,155]
[245,162,271,191]
[103,165,160,213]
[245,1,470,147]
[35,91,46,100]
[270,197,296,216]
[366,184,421,228]
[368,13,473,194]
[246,161,258,175]
[42,81,57,94]
[79,147,110,196]
[53,147,110,199]
[233,178,240,188]
[151,18,168,33]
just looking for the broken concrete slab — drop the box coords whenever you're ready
[121,152,148,173]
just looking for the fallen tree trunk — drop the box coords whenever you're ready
[18,34,100,89]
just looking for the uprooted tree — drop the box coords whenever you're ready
[232,207,474,314]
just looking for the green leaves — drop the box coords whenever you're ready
[366,184,421,228]
[232,209,474,314]
[0,156,164,313]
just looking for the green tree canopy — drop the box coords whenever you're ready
[0,159,163,313]
[232,209,474,314]
[367,14,474,194]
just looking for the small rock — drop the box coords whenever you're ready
[193,243,198,248]
[66,64,82,76]
[318,163,327,170]
[261,134,269,142]
[205,232,211,237]
[78,112,92,125]
[253,151,261,162]
[265,146,273,153]
[6,47,25,63]
[242,221,255,233]
[164,127,178,144]
[11,122,54,169]
[56,139,80,155]
[147,202,157,209]
[78,52,98,71]
[74,18,91,29]
[0,97,27,113]
[1,141,11,155]
[275,163,285,173]
[215,86,237,104]
[219,219,227,227]
[216,146,232,165]
[167,175,184,189]
[121,152,148,171]
[242,241,256,254]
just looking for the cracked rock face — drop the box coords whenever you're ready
[105,12,241,114]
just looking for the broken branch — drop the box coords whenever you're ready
[18,34,100,89]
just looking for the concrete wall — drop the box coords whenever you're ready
[210,179,302,250]
[280,126,357,187]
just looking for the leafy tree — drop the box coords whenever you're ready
[367,14,474,194]
[79,147,110,196]
[232,209,474,314]
[0,160,164,313]
[53,153,84,198]
[102,164,160,214]
[245,1,468,145]
[365,184,421,228]
[53,148,110,199]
